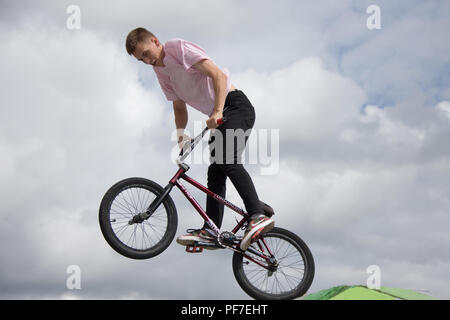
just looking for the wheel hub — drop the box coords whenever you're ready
[128,213,145,225]
[267,257,279,275]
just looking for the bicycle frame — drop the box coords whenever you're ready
[169,165,248,236]
[168,166,275,268]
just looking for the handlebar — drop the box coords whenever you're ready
[178,117,226,158]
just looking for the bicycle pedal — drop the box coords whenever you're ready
[185,245,203,253]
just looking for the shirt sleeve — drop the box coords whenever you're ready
[155,71,179,101]
[179,39,211,69]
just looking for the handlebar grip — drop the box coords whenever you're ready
[178,117,227,158]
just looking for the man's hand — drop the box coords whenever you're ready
[177,132,192,149]
[173,100,189,148]
[206,111,223,129]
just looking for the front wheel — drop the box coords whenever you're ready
[99,177,178,259]
[232,227,315,300]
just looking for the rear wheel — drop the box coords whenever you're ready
[99,177,177,259]
[232,227,314,300]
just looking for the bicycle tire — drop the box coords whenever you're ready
[232,227,314,300]
[99,177,178,259]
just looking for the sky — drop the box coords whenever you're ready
[0,0,449,299]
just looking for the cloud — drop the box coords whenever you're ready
[234,57,366,141]
[0,1,449,300]
[437,101,450,120]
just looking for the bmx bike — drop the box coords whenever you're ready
[99,119,315,299]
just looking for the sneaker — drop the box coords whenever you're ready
[176,228,217,248]
[240,216,275,251]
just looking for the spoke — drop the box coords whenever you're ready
[144,221,163,243]
[120,189,136,213]
[277,247,300,261]
[113,196,134,215]
[127,188,139,213]
[270,273,277,294]
[113,222,130,238]
[110,211,132,221]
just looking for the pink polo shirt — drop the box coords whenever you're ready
[153,38,231,116]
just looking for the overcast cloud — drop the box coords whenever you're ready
[0,0,449,299]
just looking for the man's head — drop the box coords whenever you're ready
[125,28,164,66]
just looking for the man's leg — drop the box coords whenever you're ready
[204,162,227,230]
[202,90,273,250]
[205,108,263,228]
[217,91,273,250]
[220,163,263,218]
[218,105,263,219]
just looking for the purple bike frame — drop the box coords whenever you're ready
[169,166,248,236]
[167,166,275,269]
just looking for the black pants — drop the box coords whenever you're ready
[204,90,263,230]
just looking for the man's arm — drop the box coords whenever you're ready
[173,100,189,147]
[192,59,228,128]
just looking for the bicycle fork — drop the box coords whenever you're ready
[128,183,174,225]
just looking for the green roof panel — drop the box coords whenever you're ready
[331,286,394,300]
[377,287,436,300]
[302,285,437,300]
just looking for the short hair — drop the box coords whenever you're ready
[125,28,155,55]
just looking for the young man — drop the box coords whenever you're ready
[125,28,274,250]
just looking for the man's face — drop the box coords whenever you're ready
[132,37,163,66]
